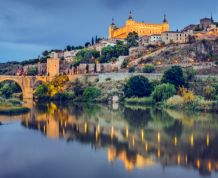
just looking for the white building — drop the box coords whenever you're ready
[148,34,162,44]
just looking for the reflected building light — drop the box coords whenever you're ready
[157,148,161,158]
[84,122,88,134]
[141,129,144,142]
[208,161,212,172]
[95,128,99,142]
[185,155,188,164]
[174,136,178,146]
[63,128,65,136]
[190,134,194,147]
[37,123,40,130]
[111,126,114,140]
[145,142,148,152]
[177,154,181,165]
[196,159,201,169]
[206,134,210,146]
[25,120,29,127]
[64,121,67,128]
[126,127,129,139]
[97,124,100,133]
[157,131,161,143]
[132,136,135,147]
[43,125,46,133]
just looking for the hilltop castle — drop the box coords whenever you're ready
[109,11,170,39]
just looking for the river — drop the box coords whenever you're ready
[0,102,218,178]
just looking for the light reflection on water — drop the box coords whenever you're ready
[0,102,218,178]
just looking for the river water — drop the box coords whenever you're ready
[0,102,218,178]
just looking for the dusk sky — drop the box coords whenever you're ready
[0,0,217,61]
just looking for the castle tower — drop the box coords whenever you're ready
[47,58,60,77]
[162,14,170,32]
[128,10,133,20]
[109,18,116,39]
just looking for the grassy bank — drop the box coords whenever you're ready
[125,97,154,106]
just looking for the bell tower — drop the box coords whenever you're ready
[109,18,116,39]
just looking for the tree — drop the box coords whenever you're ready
[34,84,49,100]
[152,83,176,102]
[42,50,49,57]
[85,42,91,48]
[162,66,186,89]
[124,76,152,97]
[66,45,72,51]
[91,37,94,45]
[82,87,101,101]
[126,31,139,48]
[27,67,38,76]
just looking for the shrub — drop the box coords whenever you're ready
[165,95,184,108]
[179,87,195,104]
[152,83,176,102]
[52,91,75,101]
[125,97,154,105]
[124,75,152,98]
[105,77,111,81]
[34,84,49,100]
[143,64,155,73]
[162,66,186,89]
[184,67,196,81]
[203,86,216,100]
[27,67,38,76]
[128,66,135,73]
[83,87,101,101]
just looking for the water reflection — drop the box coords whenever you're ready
[2,102,218,177]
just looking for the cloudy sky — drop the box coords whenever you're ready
[0,0,217,61]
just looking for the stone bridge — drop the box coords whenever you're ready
[0,75,80,99]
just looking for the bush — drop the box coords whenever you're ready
[152,83,176,102]
[125,97,154,105]
[52,91,75,101]
[203,86,216,100]
[128,67,135,73]
[162,66,186,89]
[184,67,196,81]
[178,87,195,104]
[165,95,184,108]
[105,77,111,81]
[34,84,49,100]
[124,76,152,98]
[143,64,155,73]
[83,87,101,101]
[27,67,38,76]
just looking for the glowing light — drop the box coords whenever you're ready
[63,128,65,136]
[174,136,178,146]
[208,161,212,172]
[126,127,129,139]
[141,129,144,141]
[157,132,161,143]
[206,134,210,146]
[84,122,88,134]
[177,154,181,165]
[64,121,67,128]
[196,159,201,169]
[132,136,135,146]
[145,142,148,152]
[111,126,114,140]
[37,123,40,130]
[43,125,46,133]
[157,148,161,158]
[185,155,188,164]
[190,134,194,147]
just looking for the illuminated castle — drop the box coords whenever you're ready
[109,11,170,39]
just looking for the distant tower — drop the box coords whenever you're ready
[162,14,170,32]
[47,58,60,77]
[109,18,116,39]
[211,14,214,23]
[128,10,133,20]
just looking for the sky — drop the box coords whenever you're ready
[0,0,217,62]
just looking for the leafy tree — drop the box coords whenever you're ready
[152,83,176,102]
[126,31,139,48]
[73,79,84,97]
[74,49,100,65]
[34,84,49,100]
[85,42,91,48]
[42,50,49,57]
[124,76,152,97]
[82,87,101,101]
[27,67,38,76]
[162,66,186,89]
[66,45,72,51]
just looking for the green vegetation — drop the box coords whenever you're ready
[125,97,154,105]
[0,81,22,99]
[82,87,101,101]
[27,67,38,76]
[152,83,176,102]
[124,76,152,98]
[162,66,186,89]
[143,64,155,73]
